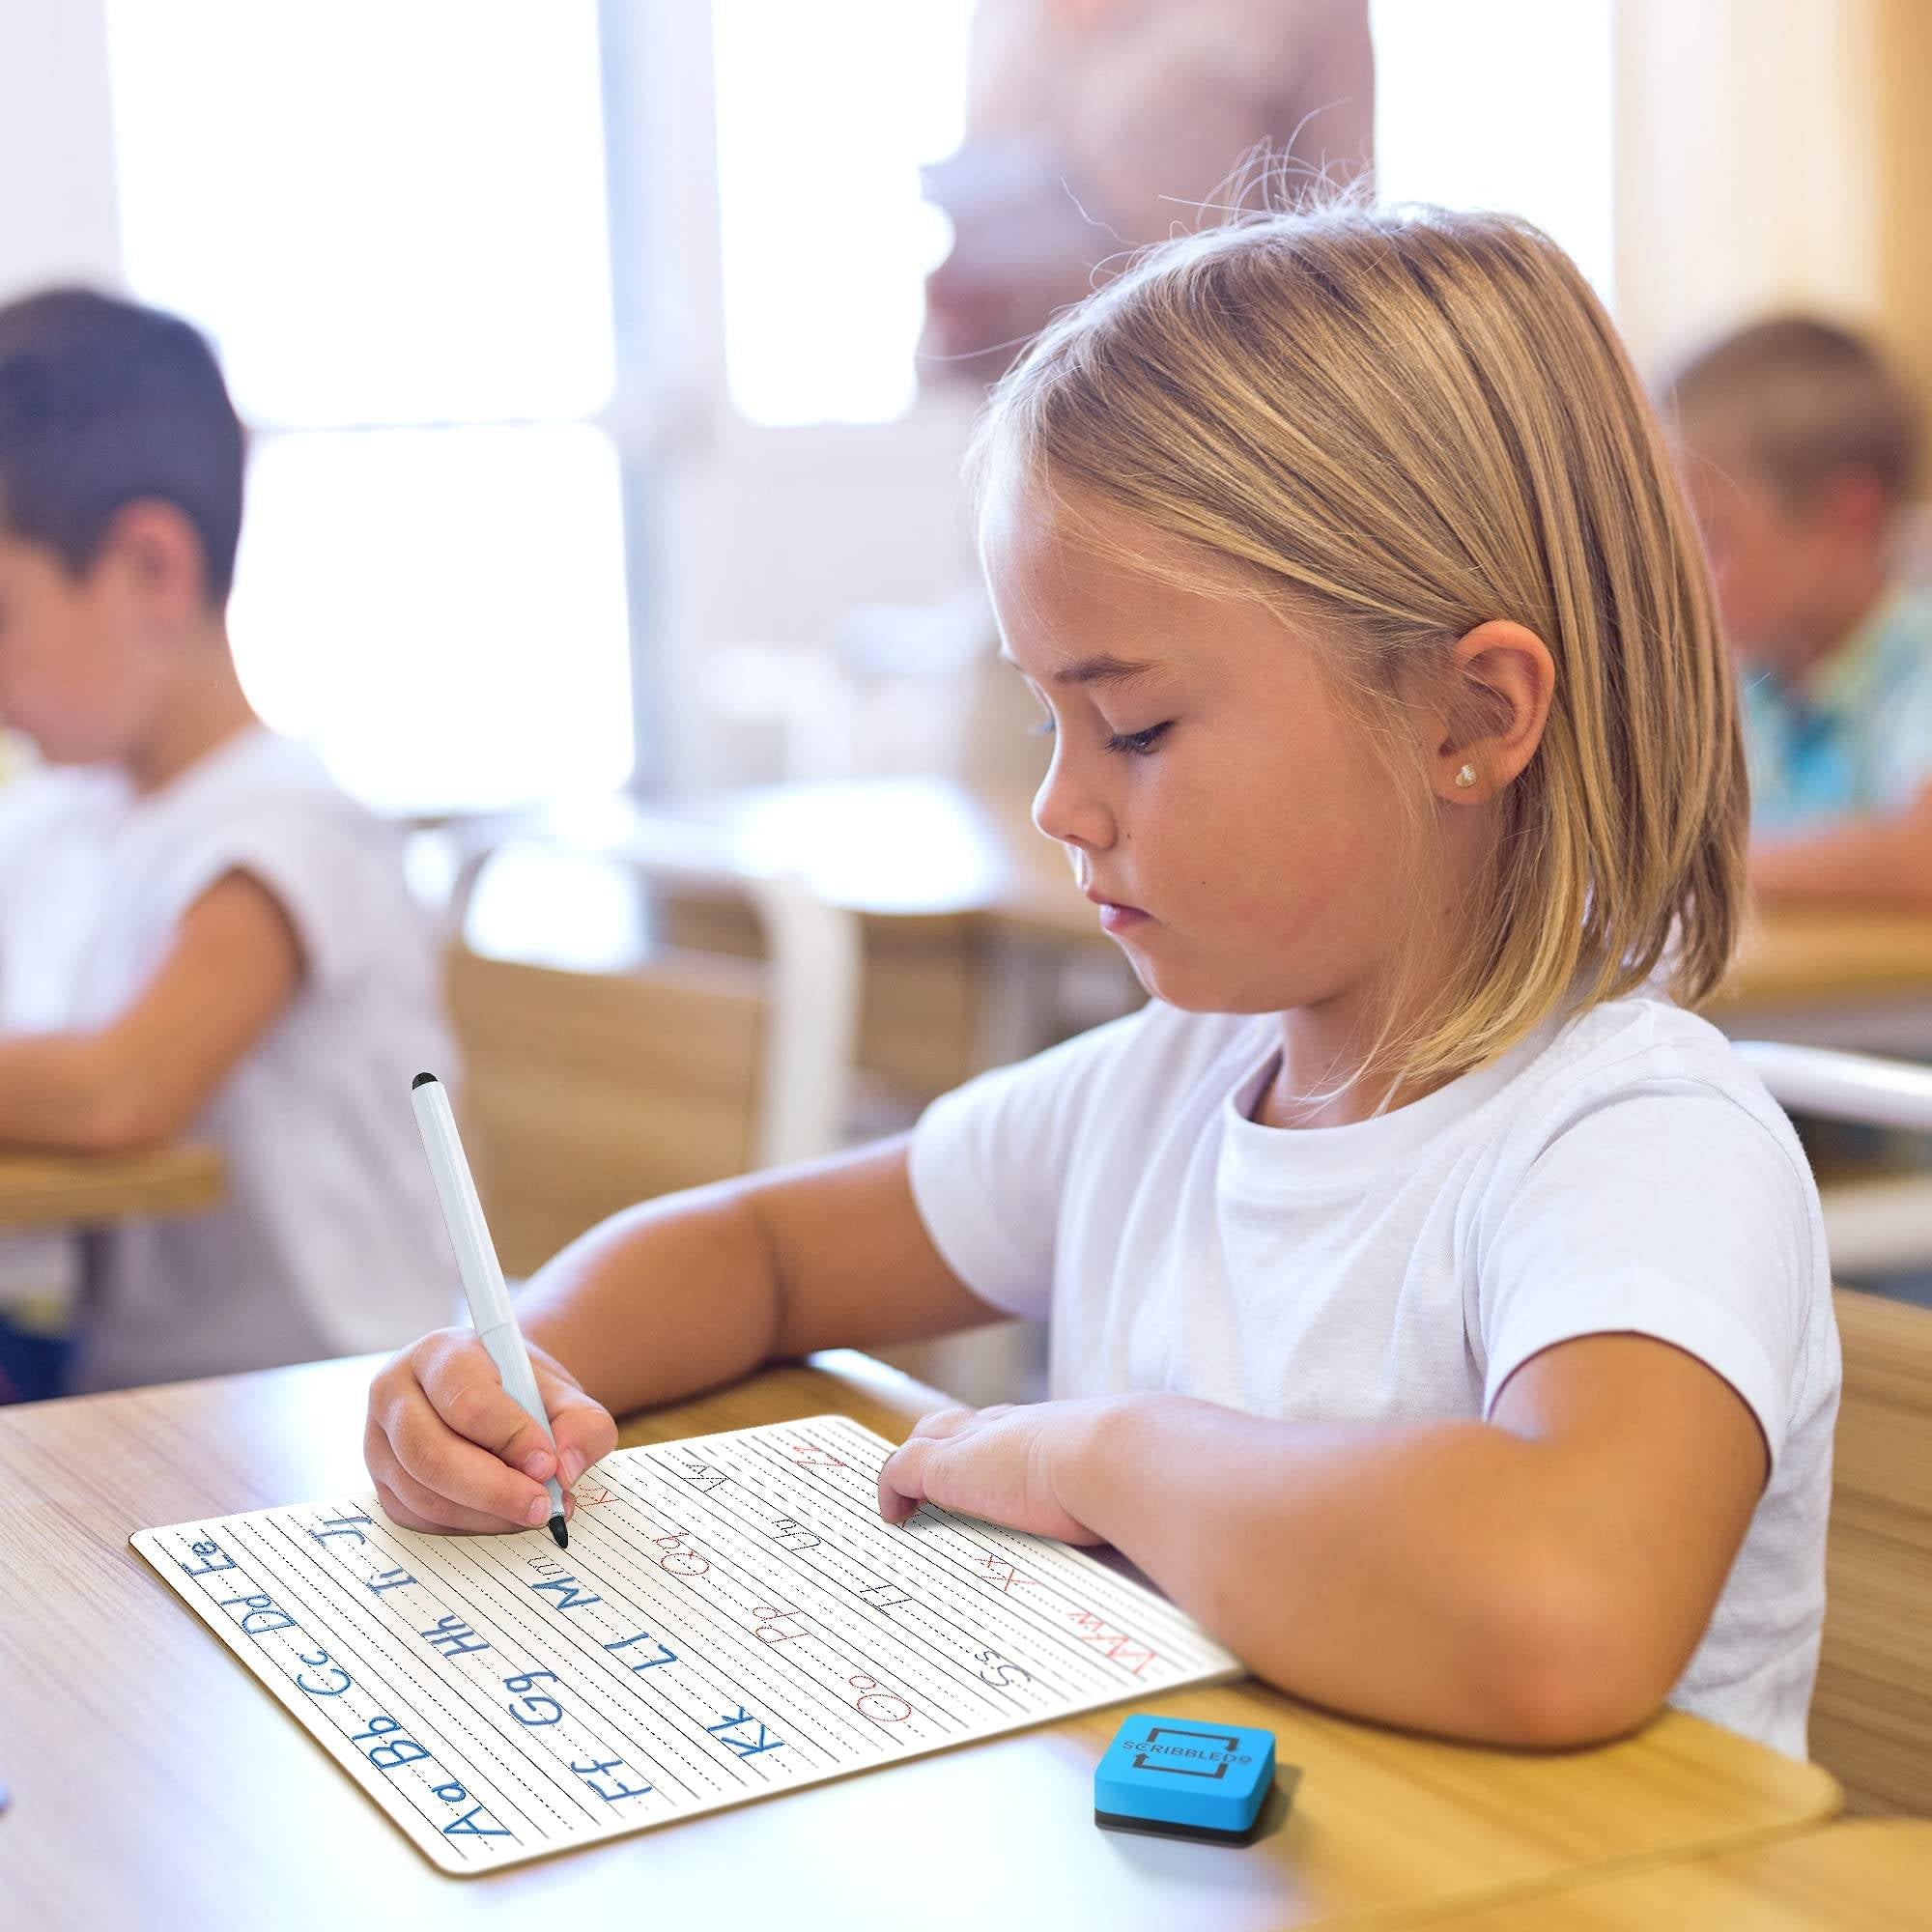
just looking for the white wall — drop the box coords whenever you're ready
[612,2,985,799]
[0,0,122,298]
[1611,0,1883,378]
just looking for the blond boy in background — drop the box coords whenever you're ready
[1666,316,1931,907]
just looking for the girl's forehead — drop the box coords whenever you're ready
[983,506,1175,682]
[981,480,1292,683]
[982,479,1178,620]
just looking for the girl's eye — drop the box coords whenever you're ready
[1025,715,1173,756]
[1104,722,1173,757]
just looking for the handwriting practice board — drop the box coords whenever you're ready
[131,1413,1242,1874]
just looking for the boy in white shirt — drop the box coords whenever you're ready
[0,288,457,1393]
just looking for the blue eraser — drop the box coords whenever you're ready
[1094,1712,1276,1844]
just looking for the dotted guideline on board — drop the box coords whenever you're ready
[130,1413,1243,1874]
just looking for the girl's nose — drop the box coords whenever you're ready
[1032,749,1115,853]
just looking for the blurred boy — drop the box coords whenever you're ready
[1665,316,1931,907]
[0,289,456,1393]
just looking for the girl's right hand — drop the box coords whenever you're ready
[364,1327,619,1535]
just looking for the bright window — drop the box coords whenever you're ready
[104,0,632,810]
[231,428,633,813]
[1371,0,1615,304]
[711,0,976,427]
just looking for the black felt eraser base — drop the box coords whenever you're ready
[1094,1805,1265,1847]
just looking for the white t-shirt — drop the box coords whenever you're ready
[908,994,1840,1759]
[0,725,460,1388]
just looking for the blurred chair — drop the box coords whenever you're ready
[1820,1285,1932,1814]
[440,811,861,1279]
[1737,1041,1932,1814]
[1740,1042,1932,1277]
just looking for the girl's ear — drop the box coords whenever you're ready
[1427,620,1556,804]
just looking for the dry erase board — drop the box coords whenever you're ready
[131,1413,1243,1873]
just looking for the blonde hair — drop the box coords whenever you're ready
[973,201,1747,1091]
[1662,312,1922,510]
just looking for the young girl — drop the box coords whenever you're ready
[366,205,1838,1759]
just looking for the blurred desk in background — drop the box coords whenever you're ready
[440,780,1932,1105]
[679,779,1932,1079]
[0,1144,226,1230]
[1715,907,1932,1053]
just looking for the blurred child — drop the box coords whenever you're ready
[0,289,457,1393]
[368,207,1837,1759]
[1665,316,1931,905]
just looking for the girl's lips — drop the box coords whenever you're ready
[1098,903,1150,931]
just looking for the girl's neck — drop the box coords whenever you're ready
[1254,994,1459,1131]
[1250,1050,1455,1131]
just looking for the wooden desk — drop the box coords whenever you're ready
[1412,1820,1928,1929]
[0,1351,1837,1931]
[1725,910,1932,1010]
[0,1142,225,1231]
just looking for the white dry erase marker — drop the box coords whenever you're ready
[410,1070,569,1548]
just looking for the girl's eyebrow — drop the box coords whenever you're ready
[996,649,1166,691]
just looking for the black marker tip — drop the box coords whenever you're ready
[412,1070,438,1090]
[549,1513,568,1550]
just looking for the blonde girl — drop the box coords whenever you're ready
[367,204,1837,1757]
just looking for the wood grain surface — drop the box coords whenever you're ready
[1403,1820,1927,1929]
[0,1349,1841,1931]
[0,1143,224,1231]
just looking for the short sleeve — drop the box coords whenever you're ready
[906,1009,1150,1320]
[1476,1085,1818,1472]
[156,803,399,992]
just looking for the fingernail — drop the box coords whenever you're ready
[561,1448,585,1485]
[526,1495,549,1526]
[522,1451,553,1480]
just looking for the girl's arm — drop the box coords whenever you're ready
[366,1138,1009,1534]
[881,1332,1767,1749]
[518,1136,1006,1416]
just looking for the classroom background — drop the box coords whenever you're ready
[10,4,1932,1918]
[2,0,1931,1414]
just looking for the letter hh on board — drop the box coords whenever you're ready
[419,1612,491,1659]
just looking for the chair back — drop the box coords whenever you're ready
[1816,1286,1932,1814]
[441,811,861,1277]
[445,945,768,1279]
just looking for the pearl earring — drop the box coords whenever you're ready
[1454,762,1477,789]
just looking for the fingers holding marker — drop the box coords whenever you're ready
[420,1332,558,1466]
[365,1419,540,1535]
[384,1381,555,1525]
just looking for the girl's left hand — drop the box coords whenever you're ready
[876,1399,1121,1544]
